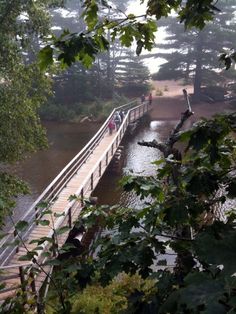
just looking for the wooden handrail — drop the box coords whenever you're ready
[0,100,147,267]
[0,99,137,243]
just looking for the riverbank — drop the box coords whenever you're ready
[39,94,130,123]
[150,80,233,121]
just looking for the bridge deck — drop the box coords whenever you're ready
[0,101,149,301]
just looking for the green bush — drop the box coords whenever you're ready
[39,94,130,122]
[71,273,156,314]
[39,103,76,121]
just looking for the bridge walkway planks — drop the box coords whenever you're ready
[0,101,149,302]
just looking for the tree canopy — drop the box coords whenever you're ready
[0,0,63,226]
[154,0,236,98]
[39,0,225,70]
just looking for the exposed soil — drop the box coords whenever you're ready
[150,80,234,122]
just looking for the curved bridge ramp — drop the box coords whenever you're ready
[0,100,149,302]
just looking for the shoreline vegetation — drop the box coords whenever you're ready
[39,79,236,123]
[39,93,131,123]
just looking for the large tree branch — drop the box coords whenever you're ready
[138,89,193,156]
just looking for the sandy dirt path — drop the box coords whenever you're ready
[150,80,233,122]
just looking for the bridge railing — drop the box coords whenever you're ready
[0,101,149,297]
[0,99,145,265]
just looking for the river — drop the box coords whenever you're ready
[93,119,177,207]
[9,117,176,226]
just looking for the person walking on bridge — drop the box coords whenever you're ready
[108,119,115,135]
[114,112,121,131]
[141,94,145,104]
[120,110,125,122]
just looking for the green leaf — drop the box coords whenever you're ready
[41,252,51,258]
[15,220,28,231]
[136,40,143,56]
[38,45,54,70]
[68,194,78,202]
[56,226,70,235]
[195,223,236,276]
[45,259,62,266]
[29,236,53,245]
[37,219,50,226]
[18,251,37,261]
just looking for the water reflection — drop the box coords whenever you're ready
[11,119,176,223]
[94,119,176,207]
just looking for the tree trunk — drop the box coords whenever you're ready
[193,31,204,99]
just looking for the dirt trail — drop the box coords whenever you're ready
[150,80,233,122]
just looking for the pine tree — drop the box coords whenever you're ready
[154,0,236,99]
[115,50,150,96]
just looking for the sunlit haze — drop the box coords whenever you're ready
[127,0,167,73]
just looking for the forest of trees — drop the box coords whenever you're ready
[153,0,236,100]
[1,0,236,313]
[42,0,150,120]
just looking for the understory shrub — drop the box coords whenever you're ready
[71,273,156,314]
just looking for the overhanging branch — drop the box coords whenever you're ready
[138,89,194,156]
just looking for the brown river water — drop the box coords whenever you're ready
[10,91,232,227]
[9,118,176,226]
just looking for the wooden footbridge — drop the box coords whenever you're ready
[0,99,149,303]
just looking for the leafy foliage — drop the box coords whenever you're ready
[0,174,28,227]
[71,273,156,314]
[38,0,222,69]
[71,112,236,313]
[0,0,63,226]
[154,0,236,98]
[2,112,236,313]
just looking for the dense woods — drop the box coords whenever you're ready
[153,0,236,100]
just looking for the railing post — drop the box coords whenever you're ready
[91,173,94,190]
[14,230,19,253]
[30,270,37,294]
[51,186,54,198]
[143,104,145,115]
[35,206,38,221]
[134,109,136,121]
[106,152,108,165]
[139,106,141,117]
[116,136,119,147]
[19,266,26,292]
[99,161,102,177]
[68,207,72,228]
[111,143,114,155]
[81,188,84,206]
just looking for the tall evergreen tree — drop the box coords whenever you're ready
[115,51,150,96]
[154,0,236,99]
